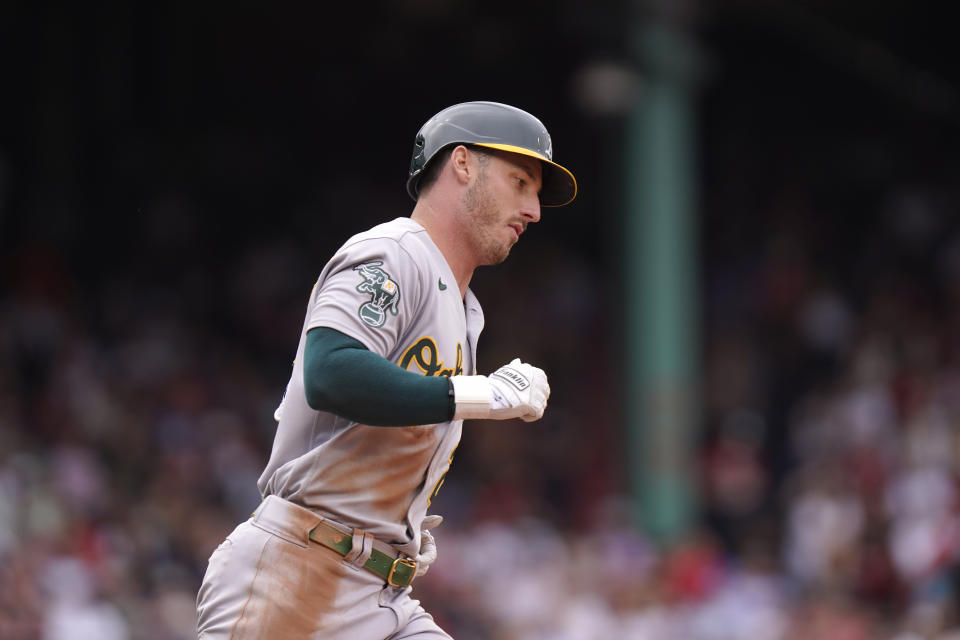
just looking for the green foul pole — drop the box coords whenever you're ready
[624,20,703,544]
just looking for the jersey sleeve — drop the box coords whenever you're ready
[308,236,425,358]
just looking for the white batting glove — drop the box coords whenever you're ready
[450,359,550,422]
[414,514,443,578]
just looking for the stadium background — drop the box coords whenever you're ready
[1,1,959,638]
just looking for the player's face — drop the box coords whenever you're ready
[460,150,542,266]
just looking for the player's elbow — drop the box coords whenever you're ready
[303,327,372,417]
[303,367,338,412]
[303,327,356,413]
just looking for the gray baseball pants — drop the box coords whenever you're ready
[196,496,452,640]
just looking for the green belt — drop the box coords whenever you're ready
[308,521,418,588]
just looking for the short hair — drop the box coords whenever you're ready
[416,145,493,198]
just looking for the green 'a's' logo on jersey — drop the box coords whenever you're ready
[400,338,463,377]
[354,261,401,328]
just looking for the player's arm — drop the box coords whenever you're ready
[304,327,551,426]
[304,326,452,426]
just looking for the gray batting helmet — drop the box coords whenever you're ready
[407,101,578,207]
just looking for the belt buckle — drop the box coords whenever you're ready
[387,556,418,588]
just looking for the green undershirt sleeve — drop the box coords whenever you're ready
[303,326,454,426]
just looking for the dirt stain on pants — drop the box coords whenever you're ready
[196,498,451,640]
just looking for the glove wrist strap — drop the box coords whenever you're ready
[450,375,492,420]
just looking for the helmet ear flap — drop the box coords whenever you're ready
[408,134,428,197]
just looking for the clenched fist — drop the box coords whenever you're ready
[450,358,550,422]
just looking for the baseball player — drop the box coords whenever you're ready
[195,101,577,639]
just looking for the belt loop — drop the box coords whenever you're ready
[250,495,271,519]
[343,529,374,568]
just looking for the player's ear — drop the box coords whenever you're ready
[450,145,472,186]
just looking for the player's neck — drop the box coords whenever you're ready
[411,203,476,298]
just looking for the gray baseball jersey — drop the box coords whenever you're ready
[257,217,484,558]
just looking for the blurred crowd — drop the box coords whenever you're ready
[2,178,960,639]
